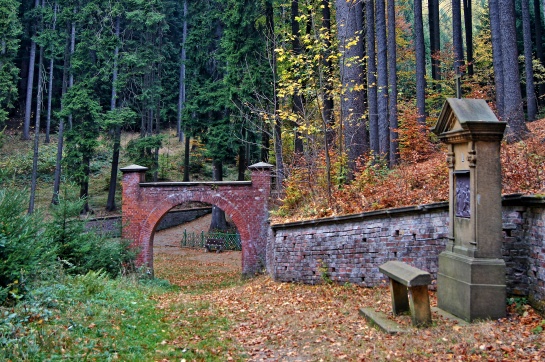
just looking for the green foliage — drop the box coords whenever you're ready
[0,141,58,181]
[45,195,137,278]
[126,134,164,178]
[0,0,22,126]
[0,273,180,361]
[0,189,55,304]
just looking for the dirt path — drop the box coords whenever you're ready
[153,214,241,271]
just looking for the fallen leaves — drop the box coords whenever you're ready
[152,245,545,361]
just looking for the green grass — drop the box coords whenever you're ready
[1,267,247,361]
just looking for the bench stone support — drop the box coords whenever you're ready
[390,279,410,314]
[380,261,432,327]
[408,285,432,327]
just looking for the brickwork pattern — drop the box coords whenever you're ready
[271,205,449,287]
[121,165,271,275]
[271,203,545,304]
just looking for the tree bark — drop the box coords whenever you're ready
[209,160,227,231]
[291,0,304,155]
[28,46,44,214]
[387,0,399,167]
[106,16,121,212]
[498,0,528,141]
[428,0,441,85]
[322,0,335,148]
[23,0,40,140]
[522,0,537,121]
[414,0,426,124]
[45,2,57,144]
[489,0,505,117]
[452,0,464,73]
[534,0,545,104]
[177,0,187,142]
[365,0,378,155]
[463,0,473,75]
[336,0,368,174]
[376,0,389,160]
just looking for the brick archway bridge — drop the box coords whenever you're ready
[120,162,273,276]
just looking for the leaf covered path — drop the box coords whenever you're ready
[152,226,545,361]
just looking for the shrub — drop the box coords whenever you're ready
[0,190,55,304]
[45,196,137,278]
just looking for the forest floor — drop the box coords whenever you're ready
[151,217,545,361]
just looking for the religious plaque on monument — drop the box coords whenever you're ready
[432,98,507,322]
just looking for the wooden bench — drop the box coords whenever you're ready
[379,261,432,327]
[205,238,224,253]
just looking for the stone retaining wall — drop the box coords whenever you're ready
[269,196,545,308]
[86,207,212,237]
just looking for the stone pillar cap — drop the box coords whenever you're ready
[248,162,274,170]
[120,164,149,173]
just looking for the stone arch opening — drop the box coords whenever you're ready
[120,163,272,276]
[151,201,242,276]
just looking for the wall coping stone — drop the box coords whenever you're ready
[139,181,252,187]
[271,202,449,230]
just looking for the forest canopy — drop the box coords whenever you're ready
[1,0,544,219]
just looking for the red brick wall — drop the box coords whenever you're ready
[121,163,272,276]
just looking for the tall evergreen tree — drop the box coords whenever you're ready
[336,0,367,173]
[497,0,528,140]
[452,0,464,73]
[414,0,426,123]
[489,0,505,117]
[428,0,441,86]
[376,0,389,159]
[365,0,378,155]
[522,0,537,121]
[387,0,398,166]
[0,0,21,126]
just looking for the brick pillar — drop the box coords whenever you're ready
[120,164,148,264]
[247,162,273,276]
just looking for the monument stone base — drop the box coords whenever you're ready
[437,251,506,322]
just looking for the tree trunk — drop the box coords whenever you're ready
[45,2,57,144]
[265,0,284,190]
[68,12,75,129]
[178,0,187,142]
[535,0,545,103]
[335,0,368,175]
[322,0,335,148]
[428,0,441,86]
[80,153,91,214]
[463,0,473,76]
[183,134,190,181]
[238,129,247,181]
[388,0,399,167]
[52,24,71,205]
[106,16,121,212]
[489,0,505,117]
[376,0,389,160]
[414,0,426,124]
[365,0,379,155]
[209,160,227,231]
[291,0,304,155]
[28,46,44,214]
[23,0,40,140]
[522,0,537,121]
[498,0,528,141]
[452,0,464,74]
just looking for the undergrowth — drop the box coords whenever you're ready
[273,108,545,223]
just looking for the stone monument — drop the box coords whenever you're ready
[432,98,507,322]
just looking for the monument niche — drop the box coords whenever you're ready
[432,98,507,322]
